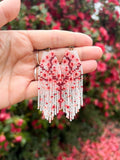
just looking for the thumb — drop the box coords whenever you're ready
[0,0,21,28]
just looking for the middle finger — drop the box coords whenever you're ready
[34,46,103,64]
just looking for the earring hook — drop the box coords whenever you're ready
[69,46,74,50]
[45,47,51,52]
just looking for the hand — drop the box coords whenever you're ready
[0,0,103,109]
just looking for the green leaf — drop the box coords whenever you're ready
[5,118,13,124]
[21,137,26,146]
[3,126,11,133]
[31,5,39,12]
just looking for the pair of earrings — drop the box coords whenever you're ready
[37,48,83,123]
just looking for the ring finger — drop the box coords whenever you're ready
[35,46,102,64]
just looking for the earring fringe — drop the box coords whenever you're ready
[38,49,83,123]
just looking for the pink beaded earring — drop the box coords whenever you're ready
[38,48,83,123]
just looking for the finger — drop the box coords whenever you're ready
[27,60,97,98]
[26,30,93,50]
[79,46,103,61]
[35,46,103,64]
[0,0,21,28]
[26,81,38,99]
[82,60,97,74]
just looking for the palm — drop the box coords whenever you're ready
[0,31,35,107]
[0,30,103,109]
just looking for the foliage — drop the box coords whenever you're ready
[1,0,120,159]
[0,100,104,159]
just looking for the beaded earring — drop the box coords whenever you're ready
[38,48,83,123]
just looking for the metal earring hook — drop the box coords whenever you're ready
[44,47,51,52]
[69,46,74,50]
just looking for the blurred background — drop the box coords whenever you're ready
[0,0,120,159]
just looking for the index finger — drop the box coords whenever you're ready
[0,0,21,28]
[26,30,93,50]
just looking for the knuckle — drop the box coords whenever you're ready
[0,31,11,58]
[51,30,61,48]
[1,5,11,22]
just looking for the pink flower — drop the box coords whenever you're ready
[58,124,64,130]
[104,112,109,117]
[98,102,103,108]
[94,99,98,105]
[95,42,105,52]
[35,151,39,158]
[31,120,42,129]
[105,53,112,61]
[57,128,120,159]
[15,136,22,143]
[32,120,38,127]
[115,11,120,18]
[0,113,10,121]
[85,97,91,104]
[104,77,111,84]
[111,67,119,80]
[111,97,116,105]
[57,110,64,119]
[16,119,24,127]
[105,103,109,110]
[117,95,120,103]
[11,124,21,133]
[99,27,109,41]
[109,35,115,45]
[109,0,119,5]
[57,152,67,160]
[28,99,33,110]
[72,146,79,155]
[115,42,120,49]
[4,141,8,151]
[60,0,66,8]
[93,0,99,2]
[78,12,85,20]
[97,62,107,72]
[1,108,7,113]
[66,157,74,160]
[0,135,6,143]
[113,54,117,59]
[101,90,108,99]
[46,12,52,25]
[24,0,31,8]
[68,15,77,21]
[117,60,120,68]
[52,22,61,30]
[28,14,35,21]
[82,20,91,29]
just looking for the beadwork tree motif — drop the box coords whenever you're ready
[38,50,83,123]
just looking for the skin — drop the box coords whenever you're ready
[0,0,103,109]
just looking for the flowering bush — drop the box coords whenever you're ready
[57,126,120,160]
[1,0,120,159]
[0,100,104,159]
